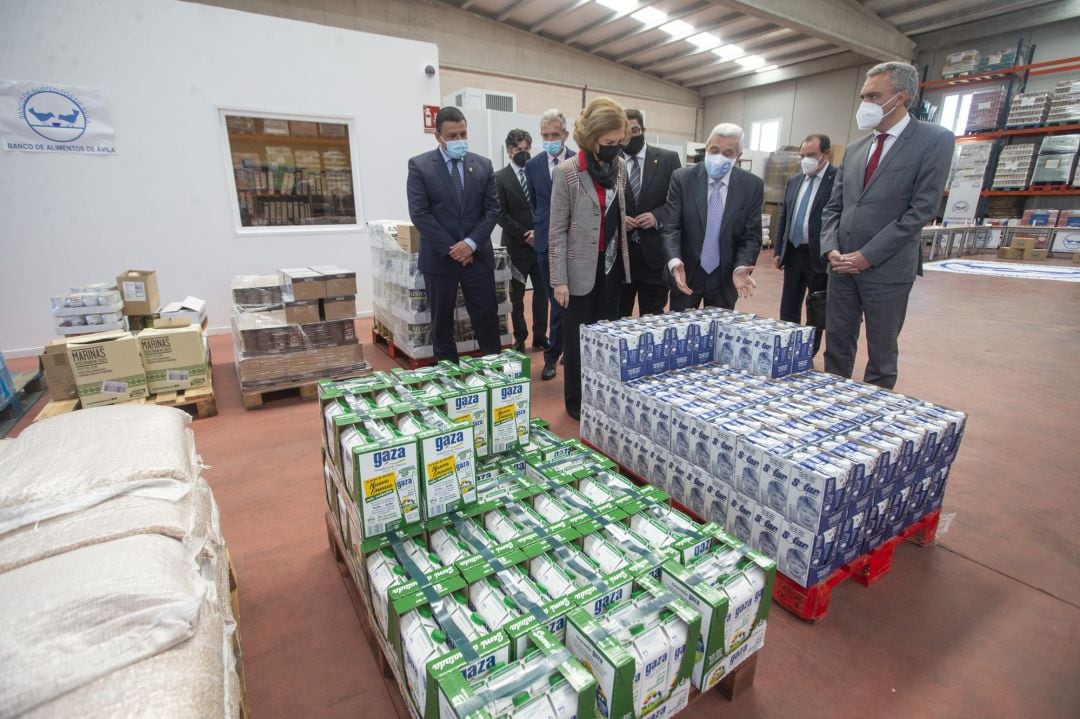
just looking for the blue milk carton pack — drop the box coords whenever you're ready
[750,501,785,560]
[664,321,695,372]
[671,401,716,466]
[734,429,792,503]
[818,437,881,500]
[783,449,850,533]
[647,441,676,495]
[689,317,717,365]
[777,517,837,587]
[725,493,756,546]
[789,325,816,374]
[836,492,873,566]
[682,463,711,518]
[871,420,925,476]
[916,404,967,463]
[642,386,673,450]
[630,435,658,482]
[905,469,934,526]
[896,412,949,467]
[848,428,904,492]
[748,324,795,379]
[926,461,951,512]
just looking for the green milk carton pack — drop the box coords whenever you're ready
[462,349,531,381]
[659,534,775,691]
[459,363,531,453]
[340,417,421,549]
[391,405,478,522]
[435,626,595,719]
[393,368,492,459]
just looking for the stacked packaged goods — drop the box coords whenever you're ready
[976,46,1019,73]
[319,351,775,717]
[1005,92,1051,128]
[1032,133,1080,185]
[578,311,966,592]
[369,221,513,360]
[990,144,1038,189]
[964,87,1007,133]
[229,268,367,393]
[941,49,979,78]
[50,284,126,336]
[1046,79,1080,125]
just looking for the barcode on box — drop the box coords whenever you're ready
[101,381,128,394]
[370,522,384,537]
[167,370,190,382]
[122,281,146,301]
[431,503,445,517]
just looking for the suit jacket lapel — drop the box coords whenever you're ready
[508,166,528,204]
[434,150,461,210]
[854,135,873,195]
[811,166,836,214]
[695,164,708,232]
[864,120,916,193]
[720,170,739,238]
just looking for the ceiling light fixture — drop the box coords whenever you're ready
[735,54,766,69]
[631,8,667,25]
[687,32,722,50]
[711,44,744,61]
[597,0,638,12]
[659,19,694,37]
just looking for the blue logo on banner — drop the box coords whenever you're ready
[19,87,87,142]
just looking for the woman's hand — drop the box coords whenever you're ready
[554,284,570,308]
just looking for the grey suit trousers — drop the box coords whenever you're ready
[824,273,912,390]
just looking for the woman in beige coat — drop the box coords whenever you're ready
[548,97,632,420]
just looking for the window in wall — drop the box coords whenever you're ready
[937,90,976,136]
[222,112,358,229]
[749,118,782,152]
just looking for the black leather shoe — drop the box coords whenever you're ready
[513,340,526,353]
[532,338,550,350]
[567,406,580,421]
[541,363,557,381]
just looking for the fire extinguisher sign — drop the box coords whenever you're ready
[423,105,440,134]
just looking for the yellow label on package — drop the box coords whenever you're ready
[420,425,477,520]
[491,381,530,453]
[446,390,489,458]
[348,435,420,539]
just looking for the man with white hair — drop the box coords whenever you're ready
[820,61,954,389]
[662,122,762,310]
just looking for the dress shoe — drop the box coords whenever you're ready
[532,337,550,350]
[513,340,526,353]
[541,363,557,381]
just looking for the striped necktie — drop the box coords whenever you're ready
[518,168,530,203]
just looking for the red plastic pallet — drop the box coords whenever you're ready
[772,509,941,623]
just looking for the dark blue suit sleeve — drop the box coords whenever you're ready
[407,156,455,257]
[465,161,499,252]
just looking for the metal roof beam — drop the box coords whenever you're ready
[609,10,744,63]
[560,0,664,44]
[529,0,593,34]
[636,26,790,73]
[496,0,531,23]
[715,0,915,61]
[696,51,866,95]
[668,44,840,83]
[910,0,1080,49]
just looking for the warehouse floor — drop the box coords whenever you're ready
[7,253,1080,718]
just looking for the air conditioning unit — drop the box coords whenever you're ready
[443,87,517,113]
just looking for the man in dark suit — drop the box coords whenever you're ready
[406,106,501,363]
[821,62,954,389]
[662,123,762,310]
[620,109,682,317]
[495,128,547,352]
[774,133,837,356]
[525,109,576,381]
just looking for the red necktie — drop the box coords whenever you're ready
[864,133,888,186]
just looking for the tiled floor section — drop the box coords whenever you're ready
[7,253,1079,717]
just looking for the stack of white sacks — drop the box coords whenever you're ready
[0,405,242,718]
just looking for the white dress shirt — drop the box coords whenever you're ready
[866,112,911,167]
[789,162,830,245]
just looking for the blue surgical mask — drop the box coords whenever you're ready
[543,140,564,157]
[704,154,733,178]
[444,140,468,160]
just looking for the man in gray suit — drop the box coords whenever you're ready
[662,123,762,310]
[820,62,954,390]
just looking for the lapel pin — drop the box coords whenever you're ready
[468,167,474,172]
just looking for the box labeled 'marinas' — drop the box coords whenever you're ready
[136,325,208,392]
[66,330,149,407]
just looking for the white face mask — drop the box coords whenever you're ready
[856,93,901,130]
[800,156,821,175]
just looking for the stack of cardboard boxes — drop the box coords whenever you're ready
[231,266,368,393]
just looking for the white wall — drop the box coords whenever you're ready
[0,0,440,356]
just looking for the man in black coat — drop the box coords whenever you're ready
[774,133,837,356]
[620,109,682,317]
[495,129,547,352]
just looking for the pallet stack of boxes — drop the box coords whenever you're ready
[577,309,967,594]
[41,270,211,409]
[1032,134,1080,187]
[230,267,368,395]
[319,348,775,719]
[368,221,514,360]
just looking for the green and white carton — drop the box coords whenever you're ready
[435,626,595,719]
[341,417,421,548]
[659,532,775,691]
[461,349,531,381]
[393,368,492,458]
[564,575,701,719]
[391,405,478,522]
[459,364,530,453]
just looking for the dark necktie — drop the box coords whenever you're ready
[450,158,463,204]
[790,176,816,247]
[518,168,530,203]
[628,156,642,243]
[863,134,888,187]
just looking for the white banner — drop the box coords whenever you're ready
[943,179,982,225]
[0,80,117,155]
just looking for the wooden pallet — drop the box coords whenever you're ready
[241,382,319,410]
[34,384,217,422]
[227,549,249,719]
[0,369,47,438]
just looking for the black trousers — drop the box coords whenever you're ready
[564,252,623,414]
[669,264,733,311]
[779,245,829,355]
[619,241,668,317]
[509,253,548,344]
[424,261,501,363]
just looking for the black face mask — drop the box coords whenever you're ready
[624,134,645,156]
[596,144,621,162]
[512,150,530,166]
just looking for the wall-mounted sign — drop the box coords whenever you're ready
[423,104,440,134]
[0,80,117,155]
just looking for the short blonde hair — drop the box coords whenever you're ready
[573,97,630,151]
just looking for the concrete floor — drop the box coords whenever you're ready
[7,252,1079,718]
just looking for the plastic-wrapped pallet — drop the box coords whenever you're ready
[965,87,1007,133]
[990,144,1038,189]
[1031,153,1077,185]
[976,46,1018,73]
[1005,92,1051,128]
[942,49,978,78]
[1047,79,1080,125]
[0,405,241,718]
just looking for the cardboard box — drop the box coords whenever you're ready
[996,247,1021,259]
[284,299,321,324]
[116,270,161,316]
[1010,236,1035,251]
[158,296,206,326]
[396,223,421,254]
[137,325,209,392]
[310,265,358,296]
[321,295,356,321]
[66,330,149,407]
[279,267,326,301]
[1073,252,1080,264]
[1022,248,1048,260]
[39,339,78,401]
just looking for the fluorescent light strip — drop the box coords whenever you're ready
[597,0,637,12]
[687,32,721,50]
[735,54,766,69]
[659,19,694,37]
[712,44,744,61]
[631,7,667,25]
